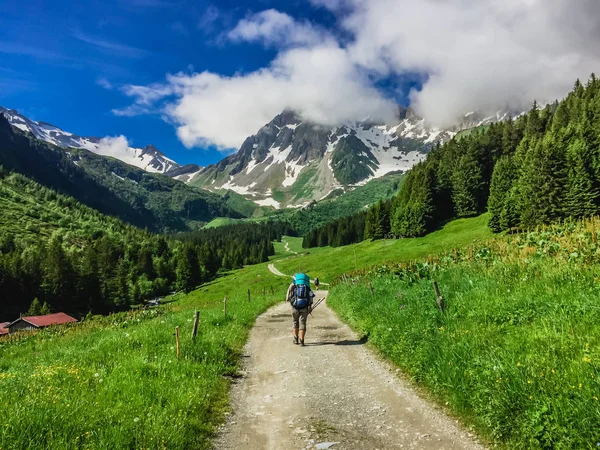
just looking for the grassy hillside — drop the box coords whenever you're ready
[0,264,288,450]
[276,214,493,281]
[0,170,132,244]
[326,219,600,448]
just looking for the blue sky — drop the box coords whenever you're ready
[0,0,359,166]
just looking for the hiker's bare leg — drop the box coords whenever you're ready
[293,327,299,338]
[299,329,305,341]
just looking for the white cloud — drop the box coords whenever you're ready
[339,0,600,125]
[96,77,113,90]
[163,43,396,149]
[97,135,130,157]
[115,0,600,148]
[228,9,329,47]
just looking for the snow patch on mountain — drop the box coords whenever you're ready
[254,198,281,209]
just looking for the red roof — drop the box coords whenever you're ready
[17,313,77,328]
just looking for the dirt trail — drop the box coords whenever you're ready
[214,291,485,450]
[267,263,287,277]
[268,263,329,286]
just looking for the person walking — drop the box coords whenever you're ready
[286,273,315,346]
[314,277,320,291]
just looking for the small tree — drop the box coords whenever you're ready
[40,301,51,315]
[27,298,42,316]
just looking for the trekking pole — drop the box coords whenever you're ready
[310,297,327,315]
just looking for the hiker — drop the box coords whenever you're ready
[314,277,320,290]
[286,273,315,346]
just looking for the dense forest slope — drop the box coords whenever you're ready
[0,165,290,321]
[0,115,241,232]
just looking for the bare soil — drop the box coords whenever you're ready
[213,291,486,450]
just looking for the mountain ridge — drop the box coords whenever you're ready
[0,106,181,174]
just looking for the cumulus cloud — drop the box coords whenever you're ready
[97,135,130,157]
[116,0,600,148]
[337,0,600,125]
[158,44,396,149]
[228,9,330,47]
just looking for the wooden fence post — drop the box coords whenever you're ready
[223,295,227,317]
[191,310,199,341]
[175,326,180,358]
[270,286,274,295]
[433,281,445,313]
[262,287,266,297]
[369,282,374,296]
[247,289,251,302]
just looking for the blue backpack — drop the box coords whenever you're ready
[292,274,311,309]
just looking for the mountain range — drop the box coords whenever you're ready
[1,105,515,209]
[184,107,513,208]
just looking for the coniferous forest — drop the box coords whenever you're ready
[0,167,291,322]
[304,75,600,248]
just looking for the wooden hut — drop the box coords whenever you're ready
[7,313,77,334]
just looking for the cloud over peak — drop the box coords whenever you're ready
[115,0,600,149]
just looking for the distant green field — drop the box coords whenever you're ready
[276,214,494,282]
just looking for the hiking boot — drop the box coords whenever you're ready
[300,339,305,347]
[294,336,299,345]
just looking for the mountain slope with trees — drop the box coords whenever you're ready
[0,166,289,322]
[0,115,241,233]
[305,75,600,248]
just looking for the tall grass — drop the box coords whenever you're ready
[328,219,600,449]
[0,265,289,449]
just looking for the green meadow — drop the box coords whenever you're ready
[277,214,494,282]
[0,265,288,449]
[4,213,600,449]
[327,220,600,449]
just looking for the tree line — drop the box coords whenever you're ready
[304,74,600,247]
[0,170,291,322]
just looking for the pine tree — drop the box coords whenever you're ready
[451,153,485,217]
[176,245,201,293]
[565,137,598,218]
[40,301,51,315]
[488,156,516,232]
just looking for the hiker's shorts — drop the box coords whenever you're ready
[292,307,309,330]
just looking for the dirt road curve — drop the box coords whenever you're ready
[267,263,287,277]
[213,291,486,450]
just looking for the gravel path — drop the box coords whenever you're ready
[213,291,486,450]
